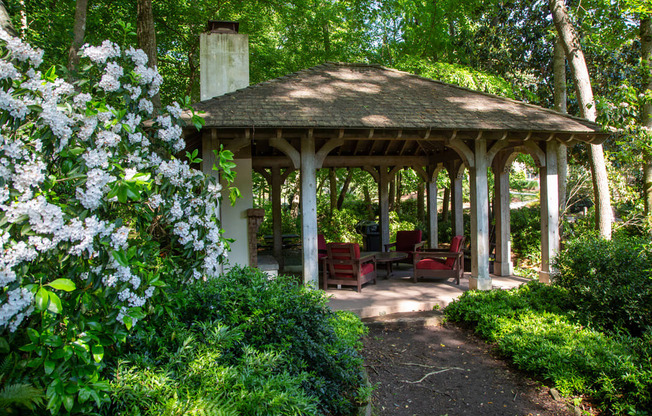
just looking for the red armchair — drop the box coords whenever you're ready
[384,230,426,265]
[324,243,377,292]
[412,235,465,284]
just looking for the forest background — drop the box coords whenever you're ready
[4,0,652,266]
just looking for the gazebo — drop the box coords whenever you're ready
[183,25,609,290]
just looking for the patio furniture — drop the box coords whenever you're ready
[384,230,426,265]
[362,251,408,279]
[324,243,377,292]
[412,235,466,284]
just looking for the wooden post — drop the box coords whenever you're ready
[246,208,265,267]
[427,168,439,248]
[271,166,283,270]
[540,141,560,283]
[493,153,513,276]
[469,139,491,290]
[449,163,464,237]
[378,167,391,250]
[301,134,319,287]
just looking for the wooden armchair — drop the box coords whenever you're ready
[384,230,426,265]
[412,235,466,285]
[324,243,377,292]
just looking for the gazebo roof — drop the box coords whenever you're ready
[190,62,607,142]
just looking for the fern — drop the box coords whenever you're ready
[0,383,44,411]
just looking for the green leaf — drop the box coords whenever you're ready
[19,343,38,352]
[44,360,55,375]
[47,292,63,314]
[117,185,128,203]
[35,287,50,311]
[0,337,9,354]
[123,315,133,330]
[91,345,104,362]
[229,187,242,206]
[68,147,85,156]
[63,395,74,412]
[112,250,129,268]
[78,388,91,403]
[126,186,140,201]
[46,278,76,292]
[27,328,40,343]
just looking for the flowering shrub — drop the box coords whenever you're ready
[0,32,231,414]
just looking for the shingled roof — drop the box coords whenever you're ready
[191,62,606,138]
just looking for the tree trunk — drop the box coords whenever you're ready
[417,182,425,223]
[363,185,374,219]
[67,0,89,72]
[388,177,395,211]
[442,187,450,221]
[336,168,353,210]
[395,171,402,214]
[137,0,160,109]
[329,168,337,213]
[0,0,17,37]
[549,0,612,239]
[641,17,652,219]
[553,35,568,214]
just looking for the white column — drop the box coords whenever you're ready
[221,157,253,270]
[451,171,464,237]
[379,168,391,250]
[427,178,438,248]
[539,141,560,284]
[469,139,491,290]
[300,135,318,287]
[493,162,513,276]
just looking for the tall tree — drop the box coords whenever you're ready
[0,0,17,37]
[553,35,568,213]
[549,0,612,239]
[336,169,354,210]
[137,0,160,108]
[329,168,337,213]
[67,0,89,72]
[642,16,652,219]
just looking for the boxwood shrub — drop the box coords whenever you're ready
[552,236,652,336]
[445,282,652,414]
[109,266,369,416]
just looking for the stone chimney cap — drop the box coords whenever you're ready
[206,20,239,34]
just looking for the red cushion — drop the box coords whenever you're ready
[396,230,422,252]
[318,234,327,251]
[416,258,451,270]
[361,263,375,275]
[329,243,362,274]
[445,235,464,268]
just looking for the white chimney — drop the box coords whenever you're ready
[200,21,249,101]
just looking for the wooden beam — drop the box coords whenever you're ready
[269,130,301,169]
[254,167,272,183]
[315,135,345,169]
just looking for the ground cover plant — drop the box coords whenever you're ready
[107,266,370,416]
[445,278,652,414]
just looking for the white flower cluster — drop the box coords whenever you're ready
[0,288,34,332]
[80,40,121,64]
[0,30,43,66]
[0,31,228,333]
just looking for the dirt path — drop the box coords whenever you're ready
[362,322,578,416]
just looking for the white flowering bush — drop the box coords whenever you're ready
[0,32,232,414]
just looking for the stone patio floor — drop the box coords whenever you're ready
[326,265,530,318]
